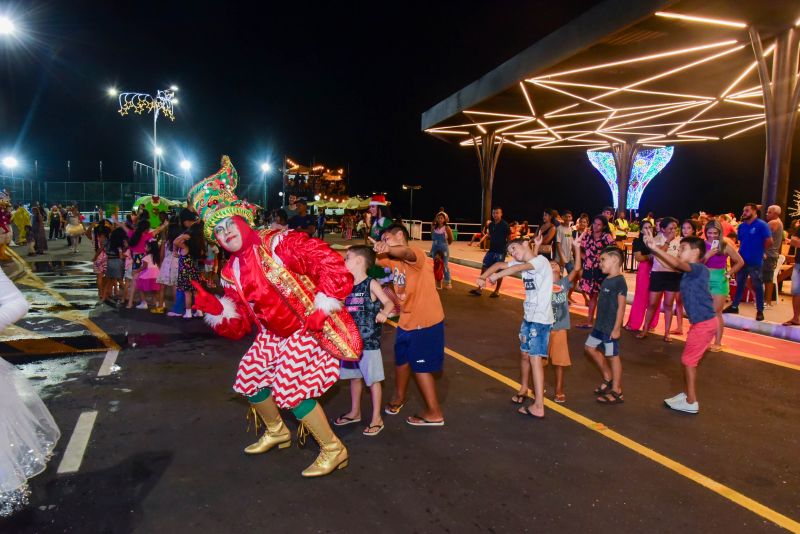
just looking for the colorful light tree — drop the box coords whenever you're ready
[587,146,674,210]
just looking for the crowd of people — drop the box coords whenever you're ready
[3,157,800,518]
[464,202,798,416]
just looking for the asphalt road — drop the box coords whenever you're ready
[1,242,799,533]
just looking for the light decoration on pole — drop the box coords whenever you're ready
[587,146,674,210]
[115,87,178,195]
[789,189,800,219]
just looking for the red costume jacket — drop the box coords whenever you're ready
[205,228,362,359]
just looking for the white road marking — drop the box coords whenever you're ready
[97,349,119,377]
[57,411,98,474]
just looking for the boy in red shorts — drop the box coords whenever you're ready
[644,234,717,414]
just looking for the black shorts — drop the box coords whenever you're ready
[650,271,681,293]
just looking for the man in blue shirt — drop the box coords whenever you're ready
[469,207,510,298]
[724,202,773,321]
[288,199,316,237]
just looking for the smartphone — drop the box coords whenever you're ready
[711,239,719,250]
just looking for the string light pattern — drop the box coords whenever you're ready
[426,13,788,151]
[587,146,674,209]
[117,89,176,121]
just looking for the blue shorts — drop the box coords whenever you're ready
[395,321,445,373]
[585,329,619,357]
[519,320,551,357]
[482,251,506,270]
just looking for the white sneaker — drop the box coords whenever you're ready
[666,397,699,414]
[664,392,687,405]
[193,310,204,318]
[167,311,182,317]
[136,302,148,310]
[182,311,192,319]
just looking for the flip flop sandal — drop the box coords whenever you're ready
[362,424,385,437]
[384,402,405,416]
[554,393,566,403]
[517,406,544,419]
[333,414,361,426]
[406,415,445,427]
[593,379,613,396]
[511,394,526,404]
[782,321,800,326]
[597,391,624,405]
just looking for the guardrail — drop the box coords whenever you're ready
[401,220,541,241]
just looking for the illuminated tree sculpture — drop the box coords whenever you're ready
[587,146,674,211]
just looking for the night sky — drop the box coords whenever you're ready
[2,1,799,224]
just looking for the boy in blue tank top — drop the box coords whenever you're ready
[334,245,395,436]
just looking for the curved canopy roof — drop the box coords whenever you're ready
[422,0,799,151]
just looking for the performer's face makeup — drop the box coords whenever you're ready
[214,217,242,252]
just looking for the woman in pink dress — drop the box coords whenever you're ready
[624,219,660,332]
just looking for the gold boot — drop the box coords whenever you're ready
[244,397,291,455]
[298,404,349,477]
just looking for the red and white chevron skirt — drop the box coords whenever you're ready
[233,329,340,408]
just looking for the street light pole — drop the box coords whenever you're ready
[261,162,272,211]
[402,184,422,220]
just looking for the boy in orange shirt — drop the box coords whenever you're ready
[372,224,446,426]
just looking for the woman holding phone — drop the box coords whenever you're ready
[703,220,744,351]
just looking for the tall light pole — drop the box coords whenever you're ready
[261,162,271,210]
[112,85,178,195]
[402,184,422,220]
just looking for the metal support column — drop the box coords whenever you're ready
[472,132,504,223]
[750,26,800,212]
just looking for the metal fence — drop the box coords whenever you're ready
[0,176,267,211]
[133,161,266,207]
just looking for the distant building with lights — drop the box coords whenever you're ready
[283,157,347,200]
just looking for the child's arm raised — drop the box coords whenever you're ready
[643,234,690,273]
[487,261,533,284]
[369,279,395,323]
[532,234,543,256]
[370,237,417,263]
[476,261,512,288]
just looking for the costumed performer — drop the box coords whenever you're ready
[64,207,85,253]
[0,267,60,517]
[188,155,362,478]
[11,205,30,246]
[133,195,171,230]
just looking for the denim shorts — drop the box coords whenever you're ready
[519,320,551,357]
[792,264,800,296]
[482,251,506,270]
[585,328,620,357]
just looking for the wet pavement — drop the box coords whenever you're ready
[1,241,799,533]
